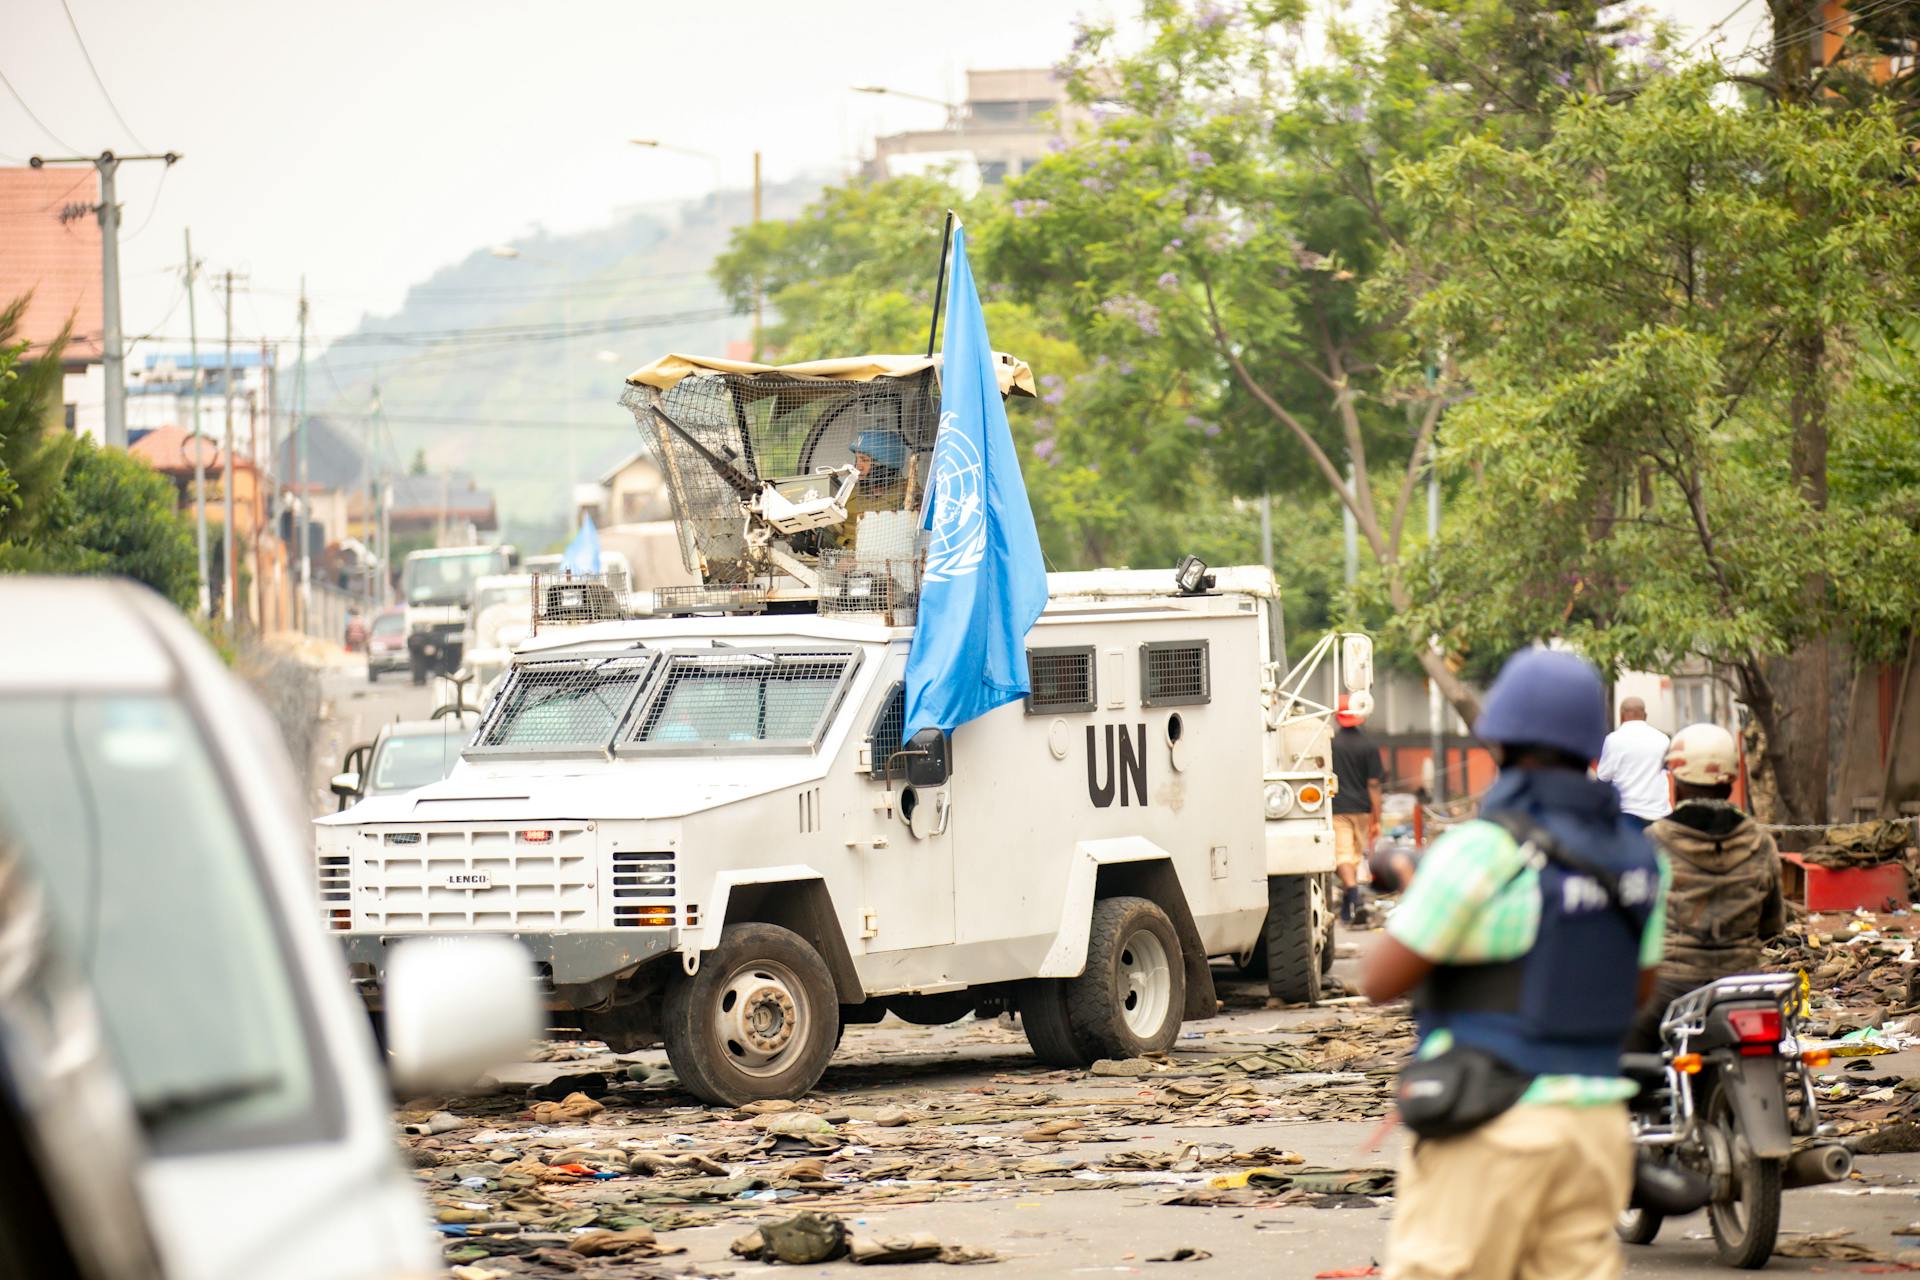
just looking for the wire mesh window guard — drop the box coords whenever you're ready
[623,650,859,753]
[1136,640,1213,710]
[468,654,658,756]
[529,573,635,631]
[1026,646,1097,714]
[1140,639,1211,707]
[866,681,907,778]
[620,370,940,584]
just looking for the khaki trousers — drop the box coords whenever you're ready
[1385,1103,1633,1280]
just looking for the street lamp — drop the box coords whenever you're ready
[851,85,963,126]
[630,139,764,361]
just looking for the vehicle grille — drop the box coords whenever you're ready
[613,850,677,928]
[360,826,595,930]
[318,855,351,931]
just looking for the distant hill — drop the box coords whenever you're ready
[309,178,820,548]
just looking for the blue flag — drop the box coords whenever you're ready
[902,224,1048,738]
[562,511,602,574]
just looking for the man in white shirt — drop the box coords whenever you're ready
[1596,697,1672,830]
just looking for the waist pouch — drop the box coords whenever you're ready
[1395,1044,1533,1140]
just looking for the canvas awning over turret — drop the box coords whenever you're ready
[625,351,1035,398]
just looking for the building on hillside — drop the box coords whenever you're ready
[867,68,1073,186]
[382,472,499,543]
[0,167,106,440]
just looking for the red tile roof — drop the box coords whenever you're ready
[0,168,104,363]
[129,425,243,476]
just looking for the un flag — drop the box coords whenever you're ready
[901,223,1048,738]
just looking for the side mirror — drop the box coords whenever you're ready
[330,771,361,801]
[903,727,950,788]
[383,936,538,1095]
[1342,633,1375,693]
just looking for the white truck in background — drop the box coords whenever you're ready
[317,353,1368,1104]
[400,544,516,684]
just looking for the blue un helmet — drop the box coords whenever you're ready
[850,429,908,470]
[1473,648,1609,763]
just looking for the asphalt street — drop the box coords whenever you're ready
[309,655,1920,1278]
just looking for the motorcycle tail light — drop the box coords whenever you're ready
[1728,1007,1783,1054]
[1672,1052,1703,1075]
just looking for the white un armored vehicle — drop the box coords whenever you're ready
[316,353,1369,1105]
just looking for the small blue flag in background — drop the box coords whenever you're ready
[562,510,602,574]
[902,223,1048,738]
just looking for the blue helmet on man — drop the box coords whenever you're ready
[1473,647,1609,762]
[850,429,908,471]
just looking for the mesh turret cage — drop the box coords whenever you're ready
[619,369,938,586]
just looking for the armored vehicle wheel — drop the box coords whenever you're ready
[1059,896,1186,1062]
[662,923,839,1105]
[1265,874,1326,1005]
[1017,980,1087,1067]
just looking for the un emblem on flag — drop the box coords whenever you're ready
[924,412,987,583]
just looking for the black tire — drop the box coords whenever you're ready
[1708,1086,1782,1269]
[1018,980,1087,1067]
[1059,896,1186,1062]
[1616,1208,1664,1246]
[661,923,839,1106]
[1266,875,1325,1004]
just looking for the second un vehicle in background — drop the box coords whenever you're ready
[317,353,1366,1104]
[401,543,517,684]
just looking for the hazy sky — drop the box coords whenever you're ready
[4,0,1760,359]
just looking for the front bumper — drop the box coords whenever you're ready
[342,928,678,991]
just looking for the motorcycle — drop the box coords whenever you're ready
[343,612,369,653]
[1619,971,1853,1269]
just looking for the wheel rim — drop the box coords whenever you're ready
[1117,927,1173,1038]
[713,959,812,1078]
[1707,1090,1753,1242]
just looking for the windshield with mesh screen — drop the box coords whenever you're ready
[629,651,855,749]
[472,655,656,753]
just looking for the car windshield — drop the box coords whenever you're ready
[0,693,318,1152]
[403,549,509,605]
[472,583,529,617]
[369,729,465,792]
[631,652,852,748]
[370,611,405,636]
[475,657,654,752]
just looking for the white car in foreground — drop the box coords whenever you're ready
[0,578,535,1280]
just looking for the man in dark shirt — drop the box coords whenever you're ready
[1331,695,1386,924]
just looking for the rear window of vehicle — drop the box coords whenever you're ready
[370,612,405,636]
[624,650,857,752]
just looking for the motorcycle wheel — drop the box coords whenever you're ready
[1707,1084,1782,1269]
[1616,1207,1663,1246]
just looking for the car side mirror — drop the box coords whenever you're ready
[330,772,361,810]
[903,727,949,788]
[382,936,538,1095]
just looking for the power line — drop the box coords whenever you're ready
[131,304,740,350]
[0,63,77,152]
[119,160,170,241]
[1683,0,1759,53]
[54,0,147,151]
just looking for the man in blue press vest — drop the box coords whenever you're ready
[1363,648,1669,1279]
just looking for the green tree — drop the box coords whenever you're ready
[59,438,199,609]
[0,297,79,565]
[1388,70,1920,819]
[996,0,1676,712]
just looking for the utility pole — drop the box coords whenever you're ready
[29,151,180,448]
[221,270,239,624]
[367,382,381,597]
[258,338,273,632]
[296,279,311,634]
[183,229,210,617]
[752,150,764,360]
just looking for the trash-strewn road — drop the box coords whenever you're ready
[395,952,1920,1279]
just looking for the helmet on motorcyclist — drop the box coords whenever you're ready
[850,429,908,471]
[1665,722,1738,787]
[1472,647,1609,764]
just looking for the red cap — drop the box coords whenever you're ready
[1337,694,1364,728]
